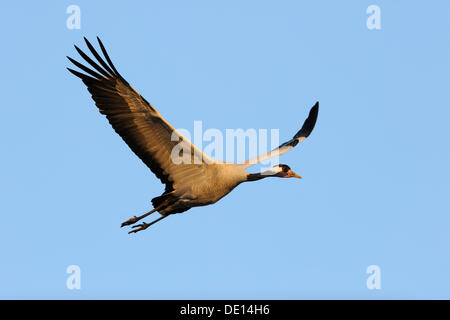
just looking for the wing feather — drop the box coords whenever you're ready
[244,102,319,166]
[68,37,213,192]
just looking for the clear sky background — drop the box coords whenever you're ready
[0,1,449,299]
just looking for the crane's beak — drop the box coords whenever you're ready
[289,171,302,179]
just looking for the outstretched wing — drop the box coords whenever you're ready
[67,37,213,192]
[244,102,319,166]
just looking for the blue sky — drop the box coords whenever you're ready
[0,1,449,299]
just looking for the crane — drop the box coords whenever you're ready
[67,37,319,233]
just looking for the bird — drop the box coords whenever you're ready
[67,37,319,234]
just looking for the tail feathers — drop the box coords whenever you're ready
[151,193,190,215]
[151,194,171,209]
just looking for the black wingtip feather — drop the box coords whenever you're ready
[74,44,111,79]
[83,37,116,77]
[67,67,93,81]
[96,37,122,79]
[295,101,319,139]
[67,56,104,80]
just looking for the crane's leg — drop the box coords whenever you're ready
[121,207,159,227]
[128,214,170,234]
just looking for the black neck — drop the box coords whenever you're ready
[246,173,267,181]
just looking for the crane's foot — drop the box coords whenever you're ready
[121,207,159,228]
[121,216,138,227]
[127,214,170,234]
[128,222,150,234]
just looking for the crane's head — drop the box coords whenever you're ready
[276,164,302,178]
[263,164,302,178]
[246,164,302,181]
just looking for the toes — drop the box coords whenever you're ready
[128,227,143,234]
[131,222,147,229]
[121,216,138,227]
[128,222,148,234]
